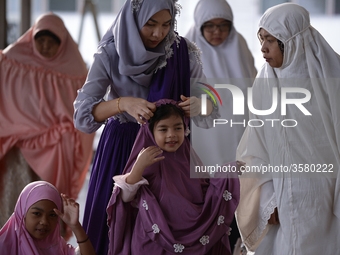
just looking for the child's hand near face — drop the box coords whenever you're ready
[136,146,164,169]
[54,194,80,229]
[126,146,164,184]
[54,194,96,255]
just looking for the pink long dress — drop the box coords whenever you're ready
[0,13,94,230]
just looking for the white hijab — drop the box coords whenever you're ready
[185,0,257,79]
[236,3,340,251]
[186,0,257,166]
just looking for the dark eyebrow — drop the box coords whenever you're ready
[263,34,275,38]
[149,18,172,24]
[156,124,168,128]
[31,207,43,211]
[156,121,183,129]
[30,207,56,213]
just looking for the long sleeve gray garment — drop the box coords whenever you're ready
[73,38,219,134]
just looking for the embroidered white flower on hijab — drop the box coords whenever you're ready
[217,215,225,226]
[173,243,185,253]
[223,190,232,201]
[200,235,210,245]
[152,224,160,234]
[142,200,148,210]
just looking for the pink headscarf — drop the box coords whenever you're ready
[0,181,74,255]
[3,12,87,75]
[0,13,94,200]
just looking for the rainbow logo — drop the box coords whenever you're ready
[196,82,223,106]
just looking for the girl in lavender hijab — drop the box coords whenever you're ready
[73,0,217,253]
[107,99,239,254]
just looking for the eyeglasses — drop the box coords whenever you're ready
[202,22,231,33]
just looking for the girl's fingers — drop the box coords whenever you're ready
[61,193,78,207]
[54,208,63,217]
[147,146,163,154]
[154,156,165,162]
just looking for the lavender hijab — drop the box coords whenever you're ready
[107,99,240,254]
[0,181,73,255]
[99,0,181,86]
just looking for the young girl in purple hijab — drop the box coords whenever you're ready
[73,0,217,253]
[0,181,96,255]
[107,99,239,254]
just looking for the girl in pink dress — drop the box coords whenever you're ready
[0,181,96,255]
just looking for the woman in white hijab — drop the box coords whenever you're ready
[186,1,257,251]
[186,0,257,167]
[236,3,340,254]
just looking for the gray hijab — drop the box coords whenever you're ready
[99,0,181,86]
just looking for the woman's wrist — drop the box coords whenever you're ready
[117,97,123,114]
[118,97,126,113]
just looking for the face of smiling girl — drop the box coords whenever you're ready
[153,114,185,152]
[25,199,58,240]
[258,28,283,68]
[140,9,172,49]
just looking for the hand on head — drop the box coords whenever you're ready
[178,95,201,117]
[119,97,156,124]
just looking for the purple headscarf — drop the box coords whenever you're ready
[0,181,74,255]
[107,99,240,254]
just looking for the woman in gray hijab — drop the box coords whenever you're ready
[73,0,216,253]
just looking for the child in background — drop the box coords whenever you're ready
[107,99,240,255]
[0,181,96,255]
[0,12,94,233]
